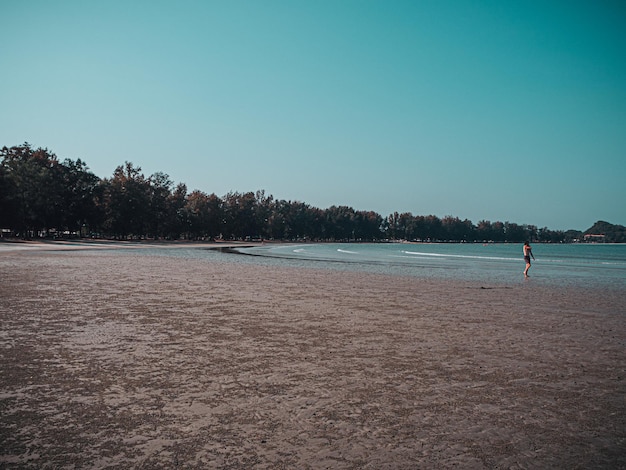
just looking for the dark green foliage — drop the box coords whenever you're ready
[0,143,100,237]
[0,143,616,242]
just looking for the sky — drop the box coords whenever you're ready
[1,0,625,231]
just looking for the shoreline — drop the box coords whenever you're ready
[1,249,624,468]
[0,238,262,252]
[2,239,625,294]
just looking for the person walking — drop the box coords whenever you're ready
[523,241,535,277]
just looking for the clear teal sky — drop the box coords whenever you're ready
[2,0,625,231]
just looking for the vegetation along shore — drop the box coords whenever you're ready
[2,143,624,242]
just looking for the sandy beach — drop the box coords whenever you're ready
[1,244,624,469]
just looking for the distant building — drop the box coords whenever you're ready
[583,234,606,242]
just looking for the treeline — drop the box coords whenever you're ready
[0,143,601,243]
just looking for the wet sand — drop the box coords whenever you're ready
[1,245,624,469]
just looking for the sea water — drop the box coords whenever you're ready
[131,242,626,290]
[226,243,626,290]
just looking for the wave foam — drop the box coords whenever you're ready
[401,250,517,262]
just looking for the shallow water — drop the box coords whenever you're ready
[137,242,626,291]
[230,243,626,290]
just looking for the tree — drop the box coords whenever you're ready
[442,216,475,241]
[422,215,443,241]
[354,210,384,240]
[101,162,152,238]
[386,212,401,240]
[147,172,173,238]
[59,158,101,233]
[0,150,20,231]
[184,190,223,239]
[267,199,289,240]
[398,212,416,240]
[222,191,258,239]
[325,206,356,240]
[162,183,188,239]
[0,143,65,237]
[285,201,315,240]
[476,220,493,241]
[254,190,273,240]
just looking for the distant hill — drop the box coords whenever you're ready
[584,221,626,243]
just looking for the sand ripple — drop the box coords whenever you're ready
[1,249,624,468]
